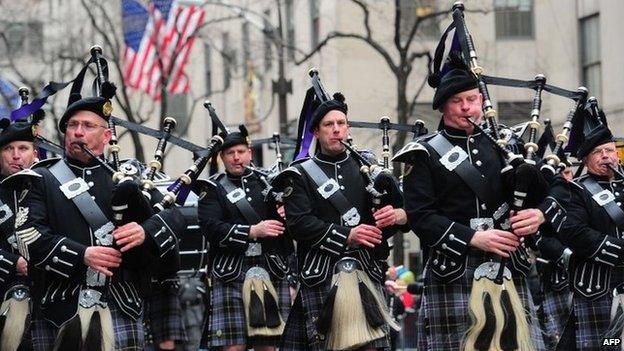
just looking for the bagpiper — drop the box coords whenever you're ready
[278,89,407,351]
[559,98,624,350]
[0,114,42,350]
[198,126,294,351]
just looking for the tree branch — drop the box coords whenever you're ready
[295,31,398,75]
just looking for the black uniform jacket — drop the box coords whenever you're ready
[400,124,534,283]
[278,151,404,287]
[536,174,572,291]
[13,157,185,326]
[561,171,624,299]
[198,169,294,283]
[0,173,30,299]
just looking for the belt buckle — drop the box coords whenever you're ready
[470,217,494,231]
[245,242,262,257]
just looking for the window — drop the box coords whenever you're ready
[497,101,532,127]
[309,0,320,49]
[263,9,273,71]
[285,0,296,61]
[0,21,43,57]
[494,0,534,39]
[399,0,440,41]
[204,44,212,96]
[580,14,601,99]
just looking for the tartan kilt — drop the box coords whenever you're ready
[280,279,390,351]
[30,299,145,351]
[206,260,291,348]
[417,253,546,351]
[570,293,612,350]
[541,288,572,348]
[147,280,187,343]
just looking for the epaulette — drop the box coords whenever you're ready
[570,173,589,190]
[271,164,302,186]
[207,173,224,187]
[392,132,436,163]
[31,157,62,169]
[288,157,309,166]
[1,168,42,188]
[192,178,213,198]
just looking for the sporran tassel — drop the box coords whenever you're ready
[262,282,282,328]
[243,267,285,337]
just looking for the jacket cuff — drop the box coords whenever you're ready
[219,224,250,251]
[539,196,567,232]
[430,222,474,260]
[590,237,624,266]
[312,224,349,256]
[0,250,20,283]
[35,238,86,279]
[142,214,178,257]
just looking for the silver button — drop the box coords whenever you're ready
[469,138,475,143]
[246,188,250,192]
[247,197,252,201]
[52,256,58,263]
[91,196,96,200]
[338,175,343,179]
[449,234,455,240]
[618,202,622,206]
[472,149,478,155]
[475,160,482,166]
[337,165,341,169]
[88,181,94,187]
[340,186,345,190]
[86,170,92,175]
[243,179,248,183]
[481,204,487,210]
[61,245,67,252]
[441,243,448,249]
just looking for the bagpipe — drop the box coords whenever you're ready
[245,132,296,203]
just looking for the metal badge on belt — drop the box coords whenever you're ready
[440,146,468,172]
[245,242,262,257]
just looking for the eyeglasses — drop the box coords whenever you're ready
[66,120,108,132]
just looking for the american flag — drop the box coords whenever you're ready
[122,0,205,99]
